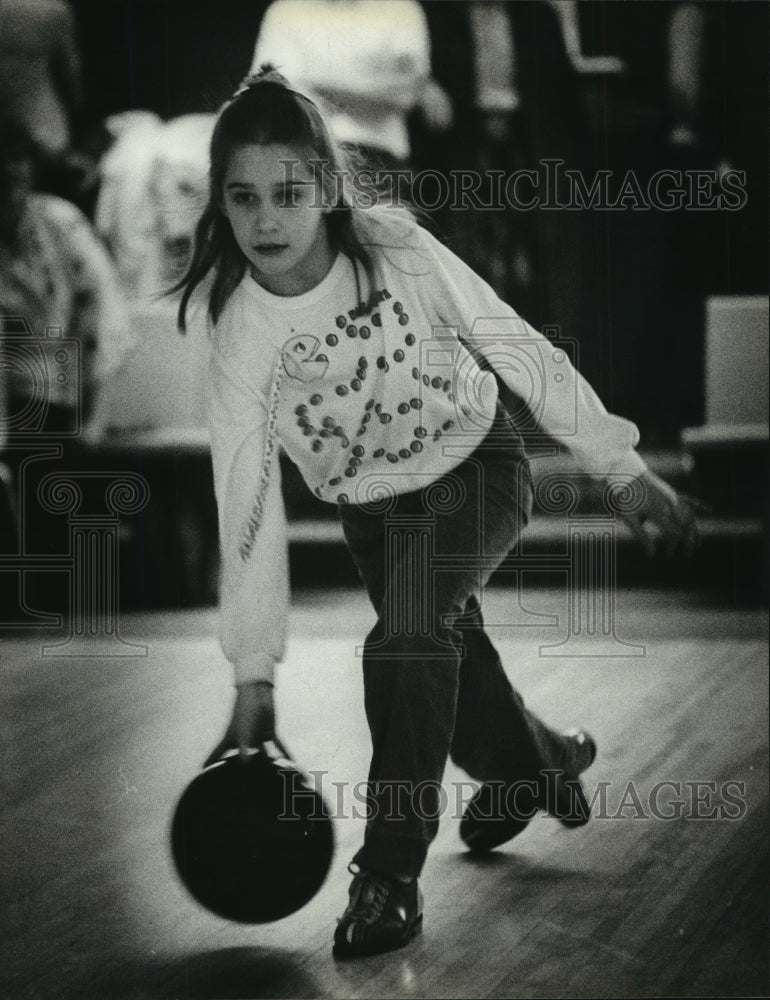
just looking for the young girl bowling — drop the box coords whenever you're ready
[176,67,698,958]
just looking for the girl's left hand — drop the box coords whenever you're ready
[618,468,704,559]
[203,681,276,768]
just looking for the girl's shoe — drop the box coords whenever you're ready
[460,730,597,852]
[459,782,532,852]
[333,868,423,957]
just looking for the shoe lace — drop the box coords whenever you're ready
[346,869,391,925]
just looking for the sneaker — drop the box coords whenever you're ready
[333,868,423,958]
[460,730,597,852]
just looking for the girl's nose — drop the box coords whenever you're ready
[253,202,280,234]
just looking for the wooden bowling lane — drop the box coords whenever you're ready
[0,587,767,999]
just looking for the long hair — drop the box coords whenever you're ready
[172,66,414,331]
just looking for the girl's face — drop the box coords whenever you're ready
[221,142,334,296]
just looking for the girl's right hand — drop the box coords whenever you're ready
[618,469,704,559]
[204,681,276,767]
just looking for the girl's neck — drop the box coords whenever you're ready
[248,257,338,297]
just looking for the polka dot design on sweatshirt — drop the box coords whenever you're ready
[300,300,466,504]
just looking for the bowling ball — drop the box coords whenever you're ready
[171,743,334,923]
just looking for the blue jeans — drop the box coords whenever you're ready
[338,403,583,877]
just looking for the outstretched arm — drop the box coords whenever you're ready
[416,226,700,557]
[206,349,289,758]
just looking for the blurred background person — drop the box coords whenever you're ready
[0,0,92,207]
[251,0,451,177]
[0,120,132,442]
[0,119,133,609]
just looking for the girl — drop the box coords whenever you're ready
[175,67,697,958]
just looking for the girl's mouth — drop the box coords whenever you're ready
[253,244,288,257]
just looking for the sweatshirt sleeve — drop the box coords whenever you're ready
[208,347,289,686]
[414,227,648,480]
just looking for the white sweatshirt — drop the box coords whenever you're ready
[208,219,648,685]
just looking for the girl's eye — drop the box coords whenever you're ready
[232,191,256,206]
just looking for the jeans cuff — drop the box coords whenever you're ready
[352,828,429,880]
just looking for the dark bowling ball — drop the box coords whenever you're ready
[171,744,334,923]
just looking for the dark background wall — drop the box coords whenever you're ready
[70,0,270,120]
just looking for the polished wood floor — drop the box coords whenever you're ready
[1,587,767,1000]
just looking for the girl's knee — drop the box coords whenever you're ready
[361,621,459,665]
